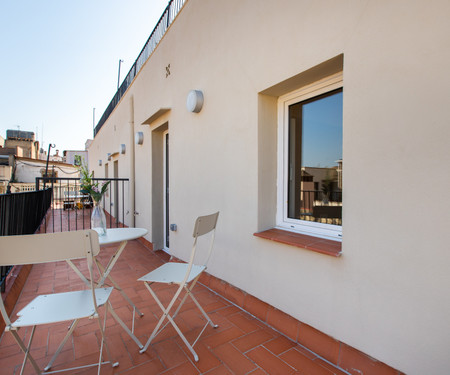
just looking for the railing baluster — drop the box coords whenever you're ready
[74,179,77,231]
[59,180,62,231]
[122,180,125,228]
[33,177,129,233]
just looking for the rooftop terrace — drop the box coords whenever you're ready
[0,209,351,375]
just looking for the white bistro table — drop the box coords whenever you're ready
[67,227,148,349]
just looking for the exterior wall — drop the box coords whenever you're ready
[4,139,39,159]
[0,146,24,157]
[0,165,12,183]
[89,1,450,373]
[14,158,79,183]
[64,150,88,166]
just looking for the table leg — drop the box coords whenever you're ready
[97,241,128,287]
[95,259,144,317]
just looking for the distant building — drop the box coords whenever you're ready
[14,157,79,183]
[3,130,40,159]
[62,139,92,167]
[64,150,88,167]
[48,149,64,162]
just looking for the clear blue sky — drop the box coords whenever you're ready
[302,91,343,168]
[0,0,169,153]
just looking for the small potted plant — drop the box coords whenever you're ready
[79,164,110,236]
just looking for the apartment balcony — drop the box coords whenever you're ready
[0,192,362,375]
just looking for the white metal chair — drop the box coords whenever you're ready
[138,212,219,361]
[0,230,118,374]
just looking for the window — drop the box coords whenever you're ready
[277,74,343,240]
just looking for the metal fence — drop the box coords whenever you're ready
[35,177,129,233]
[293,190,343,226]
[0,188,52,291]
[94,0,186,136]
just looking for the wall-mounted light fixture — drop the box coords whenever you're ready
[120,144,126,154]
[135,132,144,145]
[107,153,112,161]
[186,90,204,113]
[98,160,102,166]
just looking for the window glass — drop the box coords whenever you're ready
[74,155,82,166]
[287,88,343,226]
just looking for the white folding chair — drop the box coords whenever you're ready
[138,212,219,361]
[0,230,119,374]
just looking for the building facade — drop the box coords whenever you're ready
[14,157,79,183]
[64,150,88,166]
[3,130,39,159]
[89,1,450,373]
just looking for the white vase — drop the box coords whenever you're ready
[91,201,107,236]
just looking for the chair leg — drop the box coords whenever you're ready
[140,282,182,353]
[107,301,144,349]
[9,326,41,375]
[44,319,80,371]
[155,278,218,342]
[140,292,199,361]
[183,276,218,329]
[95,259,144,318]
[43,309,119,373]
[139,280,214,362]
[96,302,119,369]
[184,285,218,329]
[181,280,218,350]
[165,311,199,362]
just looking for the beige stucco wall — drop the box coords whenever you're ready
[4,139,39,159]
[15,158,79,183]
[0,165,11,182]
[89,1,450,373]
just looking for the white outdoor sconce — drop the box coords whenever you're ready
[120,144,126,154]
[186,90,204,113]
[98,160,102,166]
[135,132,144,145]
[107,153,112,161]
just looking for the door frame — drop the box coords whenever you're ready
[163,130,169,252]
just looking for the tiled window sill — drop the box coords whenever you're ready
[254,228,342,257]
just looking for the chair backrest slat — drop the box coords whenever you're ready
[0,230,100,266]
[192,212,219,238]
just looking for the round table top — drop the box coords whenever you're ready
[98,227,148,245]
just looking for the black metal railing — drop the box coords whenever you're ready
[0,188,52,291]
[94,0,186,136]
[35,177,129,233]
[299,190,342,211]
[297,190,342,225]
[0,188,52,236]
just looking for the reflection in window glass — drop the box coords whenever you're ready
[288,88,343,225]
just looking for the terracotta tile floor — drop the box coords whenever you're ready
[0,210,349,374]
